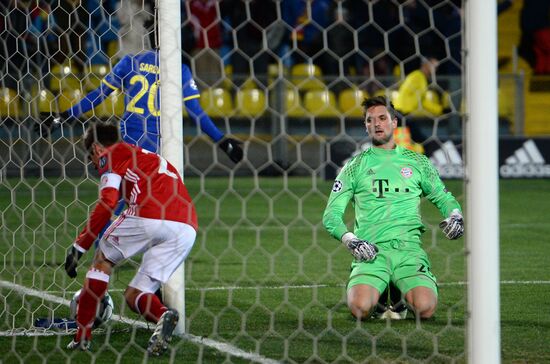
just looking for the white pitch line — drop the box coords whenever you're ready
[39,280,550,295]
[0,280,280,364]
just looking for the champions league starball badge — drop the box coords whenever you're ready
[332,180,343,192]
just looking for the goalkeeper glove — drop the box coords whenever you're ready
[34,111,74,136]
[342,232,378,262]
[64,246,83,278]
[219,137,244,163]
[439,209,464,240]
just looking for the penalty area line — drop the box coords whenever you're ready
[0,280,280,364]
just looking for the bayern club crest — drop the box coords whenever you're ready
[332,180,343,192]
[400,167,413,178]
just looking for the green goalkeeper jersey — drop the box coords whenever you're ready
[323,145,461,244]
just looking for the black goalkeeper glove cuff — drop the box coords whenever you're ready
[219,137,244,163]
[64,246,83,279]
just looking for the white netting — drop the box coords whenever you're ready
[0,0,470,362]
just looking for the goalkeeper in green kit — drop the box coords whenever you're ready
[323,96,464,320]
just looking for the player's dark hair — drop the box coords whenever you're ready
[362,95,398,119]
[83,122,121,153]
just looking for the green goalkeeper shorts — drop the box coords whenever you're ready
[347,239,438,296]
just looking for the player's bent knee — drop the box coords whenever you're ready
[347,297,377,320]
[409,296,437,318]
[347,284,380,320]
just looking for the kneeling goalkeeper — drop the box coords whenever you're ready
[322,96,464,320]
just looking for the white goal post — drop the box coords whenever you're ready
[466,0,501,363]
[158,0,186,335]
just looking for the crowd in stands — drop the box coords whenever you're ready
[0,0,472,138]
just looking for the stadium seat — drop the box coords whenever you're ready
[284,88,307,117]
[49,62,82,92]
[84,63,110,91]
[373,88,399,103]
[222,64,233,89]
[290,63,325,91]
[200,88,233,117]
[57,89,83,114]
[441,91,452,111]
[303,90,340,117]
[49,74,81,93]
[0,87,21,118]
[235,88,267,117]
[498,88,514,129]
[338,88,368,117]
[36,88,57,114]
[86,90,125,119]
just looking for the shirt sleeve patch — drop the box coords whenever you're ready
[332,180,343,192]
[100,173,122,190]
[99,156,107,169]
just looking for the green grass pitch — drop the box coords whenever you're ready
[0,177,549,363]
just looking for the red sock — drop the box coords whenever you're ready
[75,269,109,342]
[136,293,167,323]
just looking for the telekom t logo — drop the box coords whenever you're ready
[372,179,411,198]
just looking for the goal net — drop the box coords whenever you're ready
[0,0,469,362]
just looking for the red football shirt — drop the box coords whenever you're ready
[75,143,198,251]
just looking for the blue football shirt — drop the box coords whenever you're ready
[102,51,200,152]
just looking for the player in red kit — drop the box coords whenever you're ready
[64,122,197,356]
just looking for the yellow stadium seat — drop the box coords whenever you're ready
[57,89,83,113]
[84,63,110,91]
[51,62,79,77]
[303,90,339,117]
[200,88,233,117]
[498,86,514,120]
[49,62,82,92]
[285,88,307,117]
[86,90,125,119]
[235,88,267,117]
[441,91,452,110]
[338,88,368,117]
[291,63,325,91]
[36,88,57,114]
[222,64,233,89]
[0,88,21,118]
[373,88,399,103]
[49,74,81,93]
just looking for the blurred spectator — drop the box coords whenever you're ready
[283,0,332,75]
[117,0,154,56]
[86,0,119,65]
[518,0,550,73]
[325,3,355,86]
[433,3,462,76]
[0,0,56,91]
[221,0,278,88]
[49,0,88,70]
[393,56,444,142]
[350,1,399,92]
[186,0,224,87]
[393,57,442,117]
